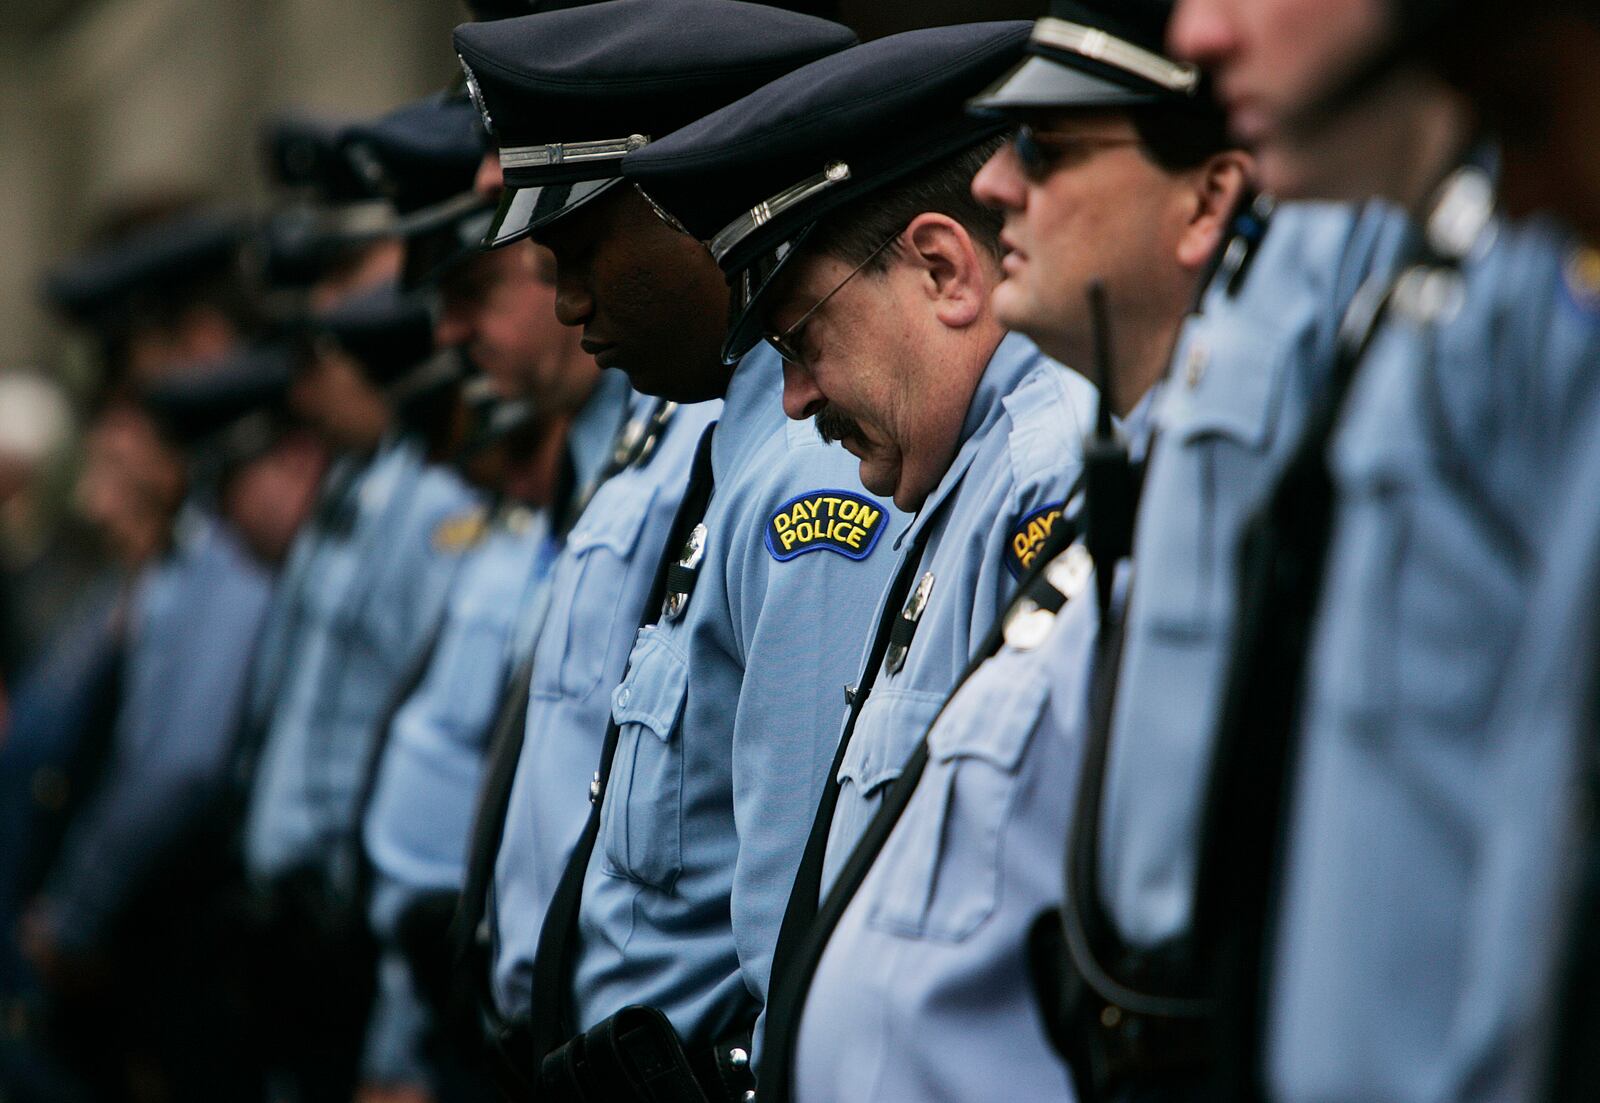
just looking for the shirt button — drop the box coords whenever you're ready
[589,772,601,803]
[618,687,632,707]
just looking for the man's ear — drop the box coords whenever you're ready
[1174,150,1255,271]
[904,212,987,328]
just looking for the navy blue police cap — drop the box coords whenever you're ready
[451,0,858,247]
[252,110,401,290]
[43,208,248,327]
[339,94,495,290]
[142,341,295,466]
[304,281,442,390]
[967,0,1204,115]
[623,21,1031,364]
[264,111,377,202]
[341,95,487,219]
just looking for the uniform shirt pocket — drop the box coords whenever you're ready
[600,627,688,891]
[828,687,946,877]
[865,660,1050,942]
[1144,325,1286,634]
[428,617,512,743]
[537,483,656,700]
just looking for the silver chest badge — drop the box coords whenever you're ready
[663,522,708,621]
[885,571,935,675]
[1003,543,1094,652]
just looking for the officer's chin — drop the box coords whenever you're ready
[858,454,916,512]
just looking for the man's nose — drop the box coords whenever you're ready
[781,359,828,422]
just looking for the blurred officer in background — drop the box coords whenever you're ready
[0,204,268,1103]
[22,342,324,1103]
[1267,2,1600,1099]
[256,110,408,319]
[1157,3,1600,1102]
[452,3,903,1095]
[1427,4,1600,1098]
[237,109,482,1103]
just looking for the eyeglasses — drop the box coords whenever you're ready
[1012,125,1143,181]
[762,229,902,364]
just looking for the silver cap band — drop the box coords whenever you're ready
[499,134,650,171]
[711,161,851,262]
[1030,17,1200,94]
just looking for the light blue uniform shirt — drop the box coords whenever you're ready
[571,346,899,1047]
[792,207,1402,1103]
[359,371,630,1081]
[1436,368,1600,1101]
[796,562,1100,1103]
[1097,203,1407,950]
[1267,219,1600,1103]
[45,505,272,950]
[491,395,721,1019]
[819,333,1094,897]
[244,434,480,885]
[359,507,556,1083]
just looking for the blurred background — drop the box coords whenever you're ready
[0,0,465,388]
[0,0,1043,382]
[0,0,1042,547]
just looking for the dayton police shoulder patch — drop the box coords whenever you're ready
[766,489,888,562]
[1006,502,1069,578]
[433,507,489,552]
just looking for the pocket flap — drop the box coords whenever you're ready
[837,688,946,794]
[568,483,657,557]
[1167,323,1282,451]
[610,627,687,741]
[927,656,1050,773]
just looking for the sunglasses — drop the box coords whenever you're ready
[1012,125,1142,181]
[762,228,902,364]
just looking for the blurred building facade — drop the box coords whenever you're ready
[0,0,464,386]
[0,0,1042,389]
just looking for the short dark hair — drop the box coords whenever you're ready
[804,134,1008,275]
[1127,104,1237,171]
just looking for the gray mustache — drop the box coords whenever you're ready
[814,407,861,447]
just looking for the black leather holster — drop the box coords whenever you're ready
[537,1006,754,1103]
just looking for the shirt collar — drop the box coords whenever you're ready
[900,331,1044,548]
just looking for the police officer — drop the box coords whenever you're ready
[452,3,900,1095]
[239,117,483,1100]
[7,204,278,1100]
[340,92,625,1103]
[626,24,1108,1086]
[257,109,407,313]
[42,203,260,389]
[629,16,1099,891]
[677,4,1245,1097]
[1400,7,1600,1098]
[23,344,317,1102]
[1163,3,1600,1100]
[449,95,725,1103]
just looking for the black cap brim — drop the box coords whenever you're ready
[484,176,623,248]
[720,221,822,365]
[401,201,496,290]
[968,54,1166,116]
